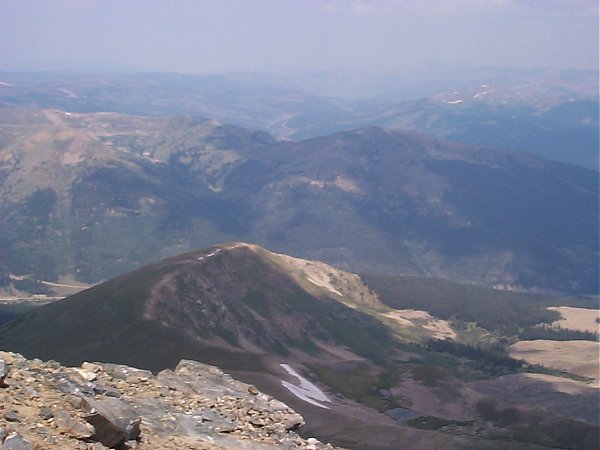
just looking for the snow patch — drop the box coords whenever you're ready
[473,90,490,98]
[445,99,463,104]
[280,364,331,409]
[197,248,222,261]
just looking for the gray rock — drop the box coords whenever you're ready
[51,372,94,397]
[21,387,39,398]
[4,410,20,422]
[1,433,34,450]
[84,398,141,448]
[0,359,8,375]
[156,370,197,394]
[0,353,336,449]
[67,394,86,409]
[86,442,108,450]
[54,410,95,440]
[91,383,121,398]
[281,412,304,431]
[122,440,139,450]
[39,407,54,420]
[198,409,238,433]
[45,359,62,370]
[74,368,98,382]
[101,364,152,381]
[81,362,104,373]
[0,360,8,388]
[86,443,109,450]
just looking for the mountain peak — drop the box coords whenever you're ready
[163,241,260,265]
[0,243,397,372]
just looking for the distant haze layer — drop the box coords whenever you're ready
[1,0,597,74]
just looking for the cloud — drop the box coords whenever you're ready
[323,4,341,14]
[332,0,598,17]
[321,1,379,15]
[518,0,598,16]
[350,1,378,15]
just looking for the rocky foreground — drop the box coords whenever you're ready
[0,352,338,449]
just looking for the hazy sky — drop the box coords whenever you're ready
[1,0,598,73]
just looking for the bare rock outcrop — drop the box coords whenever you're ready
[0,352,338,450]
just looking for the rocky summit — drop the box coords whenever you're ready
[0,351,337,450]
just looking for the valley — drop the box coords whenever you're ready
[1,70,597,168]
[0,105,596,297]
[0,70,597,450]
[2,1,597,448]
[0,243,597,449]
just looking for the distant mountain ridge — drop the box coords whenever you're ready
[0,106,596,294]
[347,84,599,169]
[0,70,597,168]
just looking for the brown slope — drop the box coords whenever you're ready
[0,243,398,372]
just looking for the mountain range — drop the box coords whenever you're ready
[1,243,597,449]
[0,105,597,295]
[1,70,597,168]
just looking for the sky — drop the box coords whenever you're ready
[1,0,598,74]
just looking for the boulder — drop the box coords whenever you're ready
[0,433,34,450]
[53,410,95,440]
[51,372,94,397]
[84,398,141,448]
[0,360,8,387]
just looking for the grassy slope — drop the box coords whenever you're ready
[362,274,598,333]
